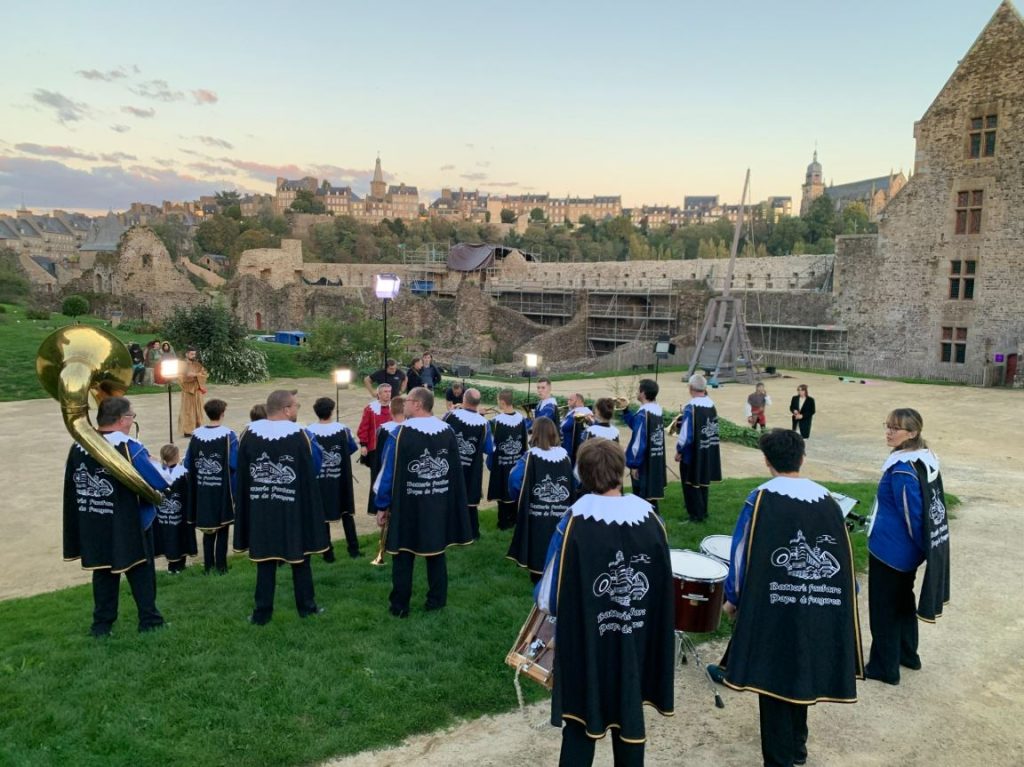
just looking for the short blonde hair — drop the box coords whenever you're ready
[160,443,180,466]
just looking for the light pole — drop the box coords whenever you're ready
[374,273,401,370]
[333,368,352,421]
[524,352,539,412]
[652,336,675,384]
[158,357,180,443]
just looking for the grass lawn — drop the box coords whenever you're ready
[0,477,954,766]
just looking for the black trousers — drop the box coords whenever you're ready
[366,450,380,515]
[252,557,317,623]
[91,528,163,634]
[496,500,517,530]
[203,527,229,572]
[559,720,644,767]
[632,472,659,513]
[682,480,709,521]
[758,695,808,767]
[468,505,480,539]
[792,417,812,439]
[866,553,920,683]
[340,513,360,555]
[389,551,447,612]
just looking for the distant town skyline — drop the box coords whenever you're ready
[0,1,1005,215]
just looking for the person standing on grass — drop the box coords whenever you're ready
[185,398,238,574]
[63,396,169,636]
[674,373,722,523]
[487,389,530,531]
[152,443,195,573]
[308,397,361,561]
[723,429,862,767]
[535,439,675,766]
[621,378,667,512]
[234,390,329,625]
[358,383,394,515]
[373,387,471,617]
[442,387,493,540]
[533,378,557,422]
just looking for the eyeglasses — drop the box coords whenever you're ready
[123,412,137,420]
[883,424,906,432]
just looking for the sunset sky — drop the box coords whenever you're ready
[0,1,1005,215]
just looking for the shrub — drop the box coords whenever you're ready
[0,305,7,313]
[203,344,269,385]
[300,318,407,374]
[119,319,162,334]
[163,302,269,384]
[0,247,31,303]
[61,295,90,317]
[25,307,51,320]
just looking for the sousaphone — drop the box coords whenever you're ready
[37,325,163,504]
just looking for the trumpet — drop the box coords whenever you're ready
[613,396,630,411]
[371,510,389,566]
[478,405,499,417]
[667,414,683,436]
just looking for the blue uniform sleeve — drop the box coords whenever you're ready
[725,491,758,606]
[129,441,169,492]
[483,423,494,456]
[535,511,572,615]
[374,433,398,510]
[228,432,239,499]
[625,410,647,469]
[508,454,527,498]
[893,467,927,553]
[676,406,693,456]
[560,416,574,454]
[305,430,323,475]
[535,401,556,422]
[346,430,358,455]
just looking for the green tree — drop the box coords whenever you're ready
[163,302,268,384]
[803,194,836,244]
[214,190,241,210]
[767,216,808,256]
[196,215,240,255]
[150,217,193,261]
[228,228,280,261]
[0,247,31,303]
[840,202,871,234]
[529,207,546,223]
[290,189,326,215]
[223,204,242,221]
[301,317,408,374]
[499,208,516,224]
[61,295,90,317]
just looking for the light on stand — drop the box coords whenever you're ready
[524,353,540,413]
[158,358,180,443]
[652,336,675,384]
[333,368,352,422]
[374,273,402,371]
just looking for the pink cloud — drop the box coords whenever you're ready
[192,89,219,105]
[15,143,97,161]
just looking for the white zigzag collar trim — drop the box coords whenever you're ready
[162,463,188,482]
[247,420,302,440]
[448,408,487,426]
[639,402,663,416]
[882,448,940,476]
[688,396,715,409]
[367,400,383,415]
[571,493,652,525]
[529,446,569,462]
[103,431,131,446]
[191,425,233,442]
[570,406,593,417]
[382,421,402,434]
[586,424,619,439]
[307,422,346,437]
[401,416,449,435]
[493,412,524,426]
[755,476,830,503]
[537,397,557,410]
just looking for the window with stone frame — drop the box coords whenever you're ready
[968,114,997,159]
[954,190,983,235]
[948,259,977,300]
[940,326,968,364]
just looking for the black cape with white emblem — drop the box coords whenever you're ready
[152,464,197,562]
[725,479,863,703]
[553,494,675,740]
[234,420,328,562]
[63,443,147,573]
[487,412,528,502]
[308,422,356,522]
[912,459,951,622]
[385,418,471,556]
[507,447,573,574]
[185,426,235,531]
[682,398,722,487]
[442,408,488,505]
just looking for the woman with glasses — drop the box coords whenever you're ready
[865,408,951,685]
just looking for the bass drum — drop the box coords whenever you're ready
[670,549,728,634]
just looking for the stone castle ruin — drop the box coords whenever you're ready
[58,3,1023,386]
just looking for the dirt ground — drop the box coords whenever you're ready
[2,370,1022,766]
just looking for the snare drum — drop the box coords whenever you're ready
[699,535,732,566]
[670,549,728,634]
[506,606,557,690]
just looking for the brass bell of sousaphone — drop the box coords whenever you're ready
[37,325,163,505]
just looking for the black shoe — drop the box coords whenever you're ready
[247,614,270,626]
[90,627,112,638]
[323,549,336,563]
[794,755,807,765]
[901,656,922,671]
[215,567,228,575]
[300,606,325,618]
[389,605,410,618]
[863,667,899,685]
[424,602,446,612]
[706,664,726,685]
[138,621,166,633]
[348,549,362,559]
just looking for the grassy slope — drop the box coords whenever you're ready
[0,478,954,766]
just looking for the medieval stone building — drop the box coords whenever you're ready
[833,0,1024,385]
[800,150,907,219]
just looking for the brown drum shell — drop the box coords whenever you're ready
[673,573,725,634]
[506,606,556,690]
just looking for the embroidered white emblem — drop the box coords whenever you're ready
[73,465,114,498]
[593,550,651,607]
[408,449,449,480]
[195,454,223,476]
[532,474,571,503]
[249,452,297,485]
[771,530,840,580]
[929,489,946,526]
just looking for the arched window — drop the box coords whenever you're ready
[255,312,263,330]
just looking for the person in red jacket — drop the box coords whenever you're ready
[358,383,394,514]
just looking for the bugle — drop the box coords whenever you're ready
[371,510,389,566]
[612,396,630,410]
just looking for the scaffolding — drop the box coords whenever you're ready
[585,286,679,356]
[492,290,575,326]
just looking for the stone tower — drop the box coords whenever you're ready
[370,155,386,200]
[799,150,825,215]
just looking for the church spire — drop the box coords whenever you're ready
[371,154,386,199]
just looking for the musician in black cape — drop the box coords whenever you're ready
[152,443,196,573]
[441,387,493,540]
[374,387,472,617]
[621,378,667,511]
[234,390,329,625]
[673,373,722,522]
[184,398,238,574]
[63,396,169,636]
[308,397,361,560]
[723,429,863,767]
[535,439,675,766]
[486,388,529,530]
[559,391,593,466]
[507,417,573,583]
